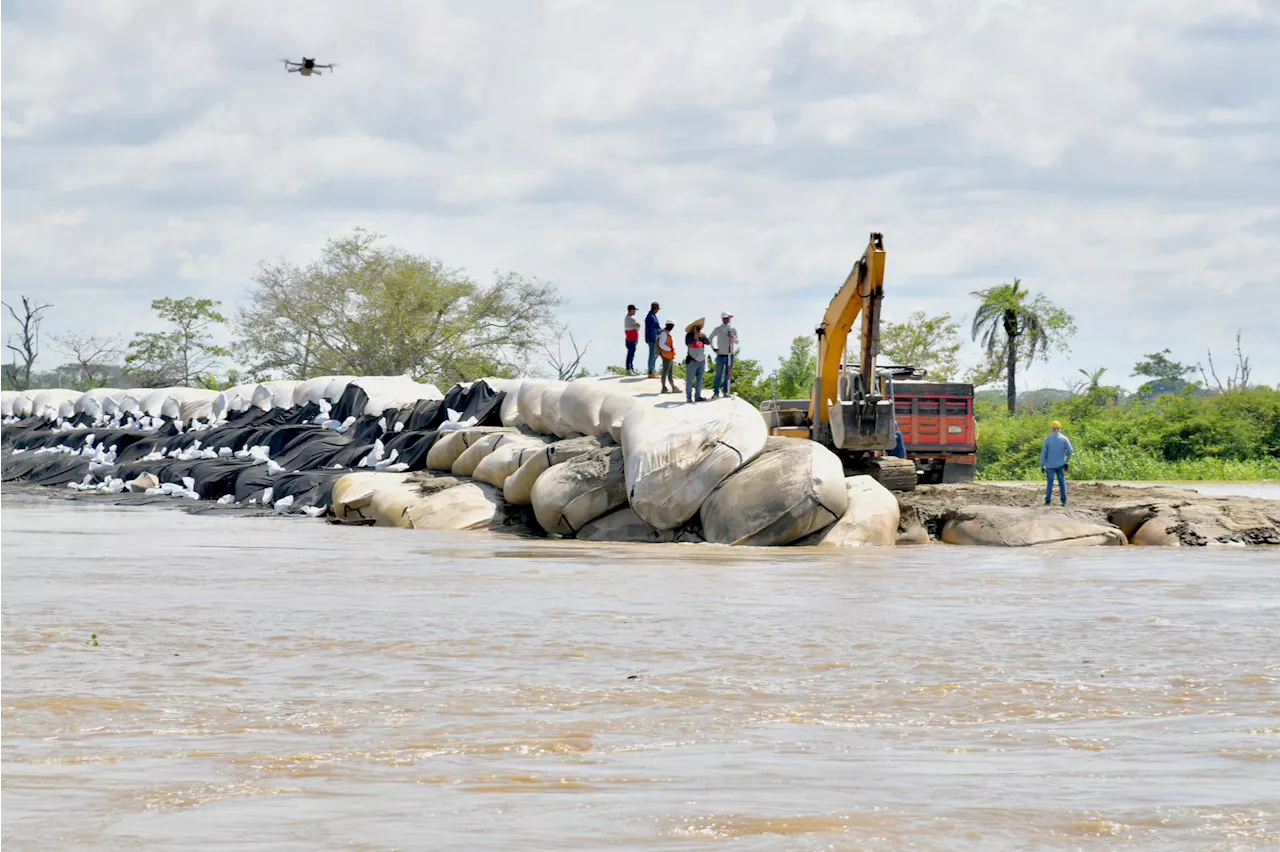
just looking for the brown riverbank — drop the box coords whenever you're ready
[899,482,1280,547]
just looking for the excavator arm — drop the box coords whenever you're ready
[811,232,886,430]
[758,231,916,491]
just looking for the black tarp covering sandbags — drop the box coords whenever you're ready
[1,453,91,485]
[380,430,441,470]
[268,470,350,512]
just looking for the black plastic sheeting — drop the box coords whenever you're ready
[2,380,509,512]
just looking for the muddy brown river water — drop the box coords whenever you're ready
[3,487,1278,850]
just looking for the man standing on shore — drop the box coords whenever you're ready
[1040,421,1074,506]
[644,302,661,379]
[624,304,640,375]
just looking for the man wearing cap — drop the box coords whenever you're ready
[644,302,662,379]
[708,312,738,399]
[623,304,640,375]
[656,320,678,393]
[1040,421,1074,506]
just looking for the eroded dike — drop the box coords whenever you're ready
[4,379,1277,547]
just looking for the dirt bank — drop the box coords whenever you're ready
[899,482,1280,546]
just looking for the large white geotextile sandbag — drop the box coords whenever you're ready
[597,377,667,440]
[700,439,848,546]
[176,389,220,422]
[11,393,35,417]
[499,383,525,428]
[30,388,80,420]
[117,389,152,416]
[622,397,768,530]
[531,447,627,536]
[214,383,258,419]
[293,375,357,408]
[557,375,665,438]
[1,391,19,417]
[539,385,581,439]
[73,388,124,417]
[356,376,444,416]
[516,381,554,434]
[426,427,514,472]
[451,432,507,476]
[502,435,608,505]
[801,476,900,547]
[332,472,502,530]
[471,436,551,488]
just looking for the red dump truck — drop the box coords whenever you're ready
[890,379,977,483]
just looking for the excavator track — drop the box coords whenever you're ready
[846,455,917,492]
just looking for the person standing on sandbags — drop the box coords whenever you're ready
[709,312,738,399]
[644,302,662,379]
[657,320,679,393]
[1040,420,1074,506]
[684,319,710,403]
[624,305,641,375]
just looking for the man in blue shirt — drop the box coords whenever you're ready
[644,302,661,379]
[890,426,907,458]
[1040,420,1074,506]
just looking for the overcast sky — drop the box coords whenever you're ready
[3,0,1277,389]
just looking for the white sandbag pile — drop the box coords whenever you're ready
[622,396,768,530]
[531,447,627,536]
[6,369,911,550]
[700,438,848,546]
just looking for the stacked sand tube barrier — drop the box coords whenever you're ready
[14,373,1265,546]
[2,374,907,546]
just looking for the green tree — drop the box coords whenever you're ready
[235,229,561,386]
[52,332,122,389]
[970,278,1075,413]
[879,311,962,380]
[125,297,230,387]
[1132,349,1196,397]
[773,335,816,400]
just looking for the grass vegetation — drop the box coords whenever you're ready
[975,386,1280,481]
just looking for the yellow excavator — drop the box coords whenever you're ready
[759,232,918,491]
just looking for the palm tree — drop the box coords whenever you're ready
[970,278,1051,414]
[1078,366,1107,392]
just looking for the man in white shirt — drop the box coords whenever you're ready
[709,312,737,398]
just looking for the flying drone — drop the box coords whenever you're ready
[283,58,336,76]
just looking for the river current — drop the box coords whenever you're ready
[3,487,1278,850]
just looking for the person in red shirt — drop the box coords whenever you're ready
[623,304,640,375]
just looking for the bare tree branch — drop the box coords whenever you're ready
[3,295,53,390]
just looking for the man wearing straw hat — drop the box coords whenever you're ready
[684,318,710,403]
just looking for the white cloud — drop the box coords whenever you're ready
[3,0,1277,389]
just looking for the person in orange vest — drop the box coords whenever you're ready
[656,320,679,393]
